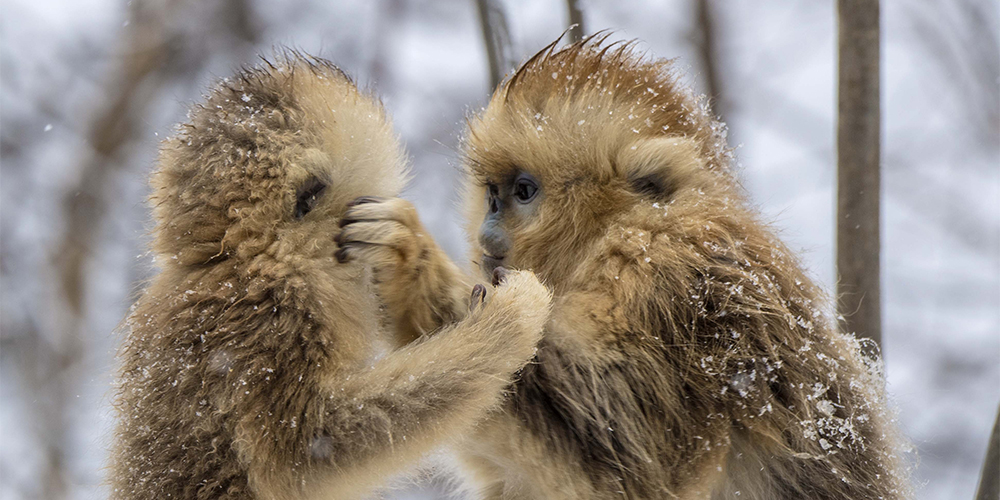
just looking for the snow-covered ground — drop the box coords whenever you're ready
[1,1,997,499]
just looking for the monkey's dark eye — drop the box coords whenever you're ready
[513,176,538,204]
[294,176,327,219]
[629,174,664,197]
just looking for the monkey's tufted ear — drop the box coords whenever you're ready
[618,136,705,198]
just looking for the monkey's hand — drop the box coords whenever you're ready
[466,267,551,367]
[336,197,471,344]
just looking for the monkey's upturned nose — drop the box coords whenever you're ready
[479,225,510,259]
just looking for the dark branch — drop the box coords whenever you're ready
[836,0,882,348]
[475,0,514,90]
[566,0,585,43]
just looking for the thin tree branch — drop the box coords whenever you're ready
[695,0,723,116]
[976,403,1000,500]
[475,0,514,90]
[566,0,585,43]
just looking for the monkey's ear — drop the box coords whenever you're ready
[618,137,705,198]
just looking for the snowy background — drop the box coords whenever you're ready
[1,0,997,499]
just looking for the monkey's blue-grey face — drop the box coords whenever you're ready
[479,170,542,275]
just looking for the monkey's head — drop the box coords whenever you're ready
[150,52,407,269]
[463,36,734,292]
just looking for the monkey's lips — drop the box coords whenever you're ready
[481,253,505,274]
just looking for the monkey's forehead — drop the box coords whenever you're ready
[164,49,404,186]
[149,51,407,229]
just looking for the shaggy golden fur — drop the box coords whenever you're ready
[109,53,551,500]
[339,37,911,499]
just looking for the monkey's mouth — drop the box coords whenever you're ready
[481,253,505,274]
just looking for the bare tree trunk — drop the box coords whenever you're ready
[976,403,1000,500]
[475,0,514,90]
[45,3,181,495]
[836,0,881,347]
[41,0,257,497]
[565,0,585,43]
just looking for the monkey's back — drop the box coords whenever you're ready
[109,52,404,499]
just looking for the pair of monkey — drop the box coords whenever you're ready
[111,39,911,500]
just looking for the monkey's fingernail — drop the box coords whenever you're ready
[347,196,382,207]
[338,218,355,228]
[334,231,344,245]
[335,248,350,263]
[470,284,486,312]
[491,267,509,287]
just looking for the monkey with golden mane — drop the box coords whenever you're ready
[109,53,551,500]
[337,37,911,499]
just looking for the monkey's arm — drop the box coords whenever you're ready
[238,271,550,499]
[336,197,472,344]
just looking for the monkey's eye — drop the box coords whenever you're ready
[629,174,664,198]
[294,176,327,219]
[513,175,538,204]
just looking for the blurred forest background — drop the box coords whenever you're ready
[1,0,997,499]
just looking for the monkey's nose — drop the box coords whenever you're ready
[479,228,510,258]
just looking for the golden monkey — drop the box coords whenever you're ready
[109,52,551,500]
[336,37,911,499]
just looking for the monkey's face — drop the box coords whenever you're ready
[464,142,637,291]
[465,137,710,292]
[477,170,543,273]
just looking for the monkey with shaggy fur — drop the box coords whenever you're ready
[337,38,911,499]
[109,53,551,500]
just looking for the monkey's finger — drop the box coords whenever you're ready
[340,197,419,228]
[346,196,384,207]
[492,267,509,287]
[336,221,415,258]
[335,241,391,265]
[470,284,487,313]
[335,242,412,275]
[334,245,354,263]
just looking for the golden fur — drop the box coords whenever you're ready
[340,37,911,499]
[109,52,551,500]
